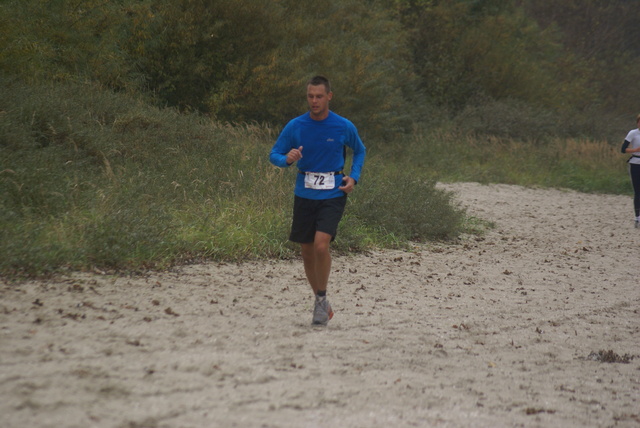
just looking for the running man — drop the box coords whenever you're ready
[269,75,366,325]
[621,113,640,228]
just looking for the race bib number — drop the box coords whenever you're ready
[304,172,336,190]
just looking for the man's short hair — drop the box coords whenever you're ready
[307,75,331,93]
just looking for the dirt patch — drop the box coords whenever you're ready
[1,182,639,428]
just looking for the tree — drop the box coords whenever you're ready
[0,0,142,91]
[392,0,566,112]
[520,0,640,115]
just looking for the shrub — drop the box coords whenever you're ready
[351,159,466,241]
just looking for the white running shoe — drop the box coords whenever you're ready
[312,295,334,326]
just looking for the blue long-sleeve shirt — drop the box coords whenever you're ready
[270,111,366,200]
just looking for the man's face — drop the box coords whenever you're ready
[307,84,332,120]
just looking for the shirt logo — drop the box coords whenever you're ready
[327,138,334,142]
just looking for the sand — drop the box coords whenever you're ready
[1,182,639,428]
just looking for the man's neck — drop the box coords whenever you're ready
[310,110,330,121]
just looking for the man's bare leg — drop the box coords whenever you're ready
[301,231,334,325]
[301,231,332,295]
[302,232,331,295]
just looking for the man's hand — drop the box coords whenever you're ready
[286,146,303,164]
[339,176,356,194]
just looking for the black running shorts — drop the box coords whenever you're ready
[289,195,348,243]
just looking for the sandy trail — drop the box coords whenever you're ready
[1,182,639,428]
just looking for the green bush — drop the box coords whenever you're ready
[351,159,466,241]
